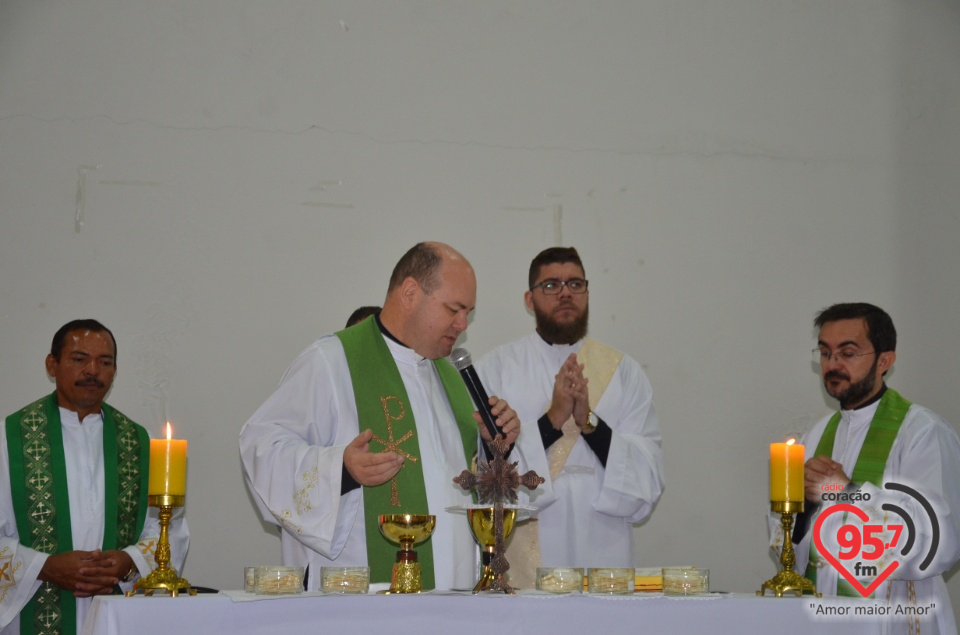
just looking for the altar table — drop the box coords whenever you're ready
[80,591,889,635]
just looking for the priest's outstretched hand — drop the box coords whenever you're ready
[343,429,405,486]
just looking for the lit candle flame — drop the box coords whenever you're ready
[786,438,796,445]
[166,421,173,440]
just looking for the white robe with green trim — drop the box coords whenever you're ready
[0,408,189,634]
[769,399,960,635]
[240,334,503,591]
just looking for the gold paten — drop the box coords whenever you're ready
[126,495,195,597]
[758,500,821,598]
[378,514,436,593]
[468,506,517,593]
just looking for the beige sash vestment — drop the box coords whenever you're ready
[506,338,622,589]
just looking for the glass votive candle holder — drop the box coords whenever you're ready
[536,567,583,593]
[254,566,305,594]
[243,566,257,593]
[588,567,635,594]
[321,566,370,594]
[662,567,709,595]
[634,567,663,592]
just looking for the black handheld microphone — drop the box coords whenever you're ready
[448,347,501,441]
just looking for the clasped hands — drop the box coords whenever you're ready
[343,396,520,487]
[545,353,592,433]
[39,549,135,597]
[804,455,851,503]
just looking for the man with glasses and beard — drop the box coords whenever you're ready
[775,303,960,634]
[476,247,664,589]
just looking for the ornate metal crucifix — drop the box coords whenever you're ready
[453,436,544,593]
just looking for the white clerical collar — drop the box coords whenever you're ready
[59,406,103,427]
[375,315,428,365]
[840,385,886,430]
[531,332,583,367]
[383,331,427,365]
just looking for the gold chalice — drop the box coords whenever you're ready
[378,514,436,593]
[468,506,518,593]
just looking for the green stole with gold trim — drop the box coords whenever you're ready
[336,316,478,590]
[804,388,911,597]
[5,393,149,635]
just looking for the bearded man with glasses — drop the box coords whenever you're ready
[773,302,960,633]
[476,246,664,589]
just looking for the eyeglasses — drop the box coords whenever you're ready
[529,278,589,295]
[812,348,876,364]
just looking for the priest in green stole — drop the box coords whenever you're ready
[240,242,522,592]
[771,303,960,634]
[1,319,189,635]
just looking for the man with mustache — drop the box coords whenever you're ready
[1,320,189,634]
[240,242,522,592]
[476,246,664,588]
[777,303,960,633]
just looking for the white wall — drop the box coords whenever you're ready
[2,0,959,607]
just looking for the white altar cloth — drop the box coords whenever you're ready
[80,591,887,635]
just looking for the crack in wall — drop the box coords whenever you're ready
[0,111,926,167]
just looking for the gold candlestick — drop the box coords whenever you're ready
[127,495,194,597]
[757,500,821,597]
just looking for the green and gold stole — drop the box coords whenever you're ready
[5,393,149,635]
[337,316,478,590]
[804,388,911,597]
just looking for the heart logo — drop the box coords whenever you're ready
[813,503,899,597]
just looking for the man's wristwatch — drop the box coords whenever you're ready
[122,564,139,582]
[580,411,598,432]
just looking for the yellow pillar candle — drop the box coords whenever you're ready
[149,422,187,496]
[769,439,804,502]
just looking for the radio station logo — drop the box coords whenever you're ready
[813,482,939,597]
